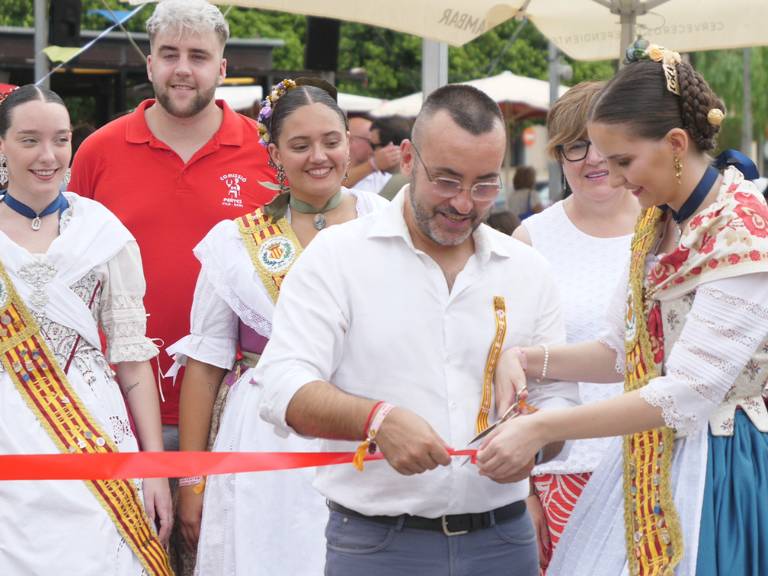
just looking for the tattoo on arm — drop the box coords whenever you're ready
[122,381,140,395]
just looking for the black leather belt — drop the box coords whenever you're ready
[327,500,526,536]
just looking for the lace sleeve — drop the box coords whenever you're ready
[597,261,629,375]
[640,273,768,435]
[100,241,159,363]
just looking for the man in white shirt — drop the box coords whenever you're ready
[257,85,570,575]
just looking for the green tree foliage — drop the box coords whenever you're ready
[695,48,768,152]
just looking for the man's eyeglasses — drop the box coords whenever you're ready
[410,143,502,202]
[556,139,591,162]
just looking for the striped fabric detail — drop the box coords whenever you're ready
[0,261,172,576]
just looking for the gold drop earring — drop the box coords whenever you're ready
[673,154,683,185]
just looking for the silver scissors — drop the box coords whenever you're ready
[466,399,524,448]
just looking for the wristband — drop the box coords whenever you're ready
[353,402,395,471]
[362,401,385,437]
[178,475,206,494]
[369,156,380,173]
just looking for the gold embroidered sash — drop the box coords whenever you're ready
[0,261,172,576]
[623,208,682,576]
[476,296,507,433]
[237,207,303,303]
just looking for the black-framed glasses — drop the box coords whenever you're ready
[410,143,502,202]
[557,139,591,162]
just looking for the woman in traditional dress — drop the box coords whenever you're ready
[0,85,172,575]
[480,43,768,576]
[514,81,639,572]
[170,79,388,575]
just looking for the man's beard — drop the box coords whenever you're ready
[155,83,216,119]
[408,178,486,247]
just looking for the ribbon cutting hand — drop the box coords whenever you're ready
[494,347,529,417]
[476,405,543,484]
[373,406,453,475]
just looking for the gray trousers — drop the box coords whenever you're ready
[325,507,538,576]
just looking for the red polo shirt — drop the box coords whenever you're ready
[70,99,276,425]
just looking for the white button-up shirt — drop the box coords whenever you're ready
[257,188,569,517]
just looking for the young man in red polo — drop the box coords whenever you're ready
[70,0,275,449]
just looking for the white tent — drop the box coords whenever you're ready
[215,85,384,113]
[371,70,568,118]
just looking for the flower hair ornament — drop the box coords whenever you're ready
[625,39,725,127]
[625,38,682,95]
[257,78,297,147]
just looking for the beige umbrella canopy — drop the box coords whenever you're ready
[129,0,768,59]
[371,71,568,119]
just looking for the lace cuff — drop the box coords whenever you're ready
[99,243,158,364]
[102,294,159,363]
[639,278,768,435]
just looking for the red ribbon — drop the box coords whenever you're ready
[0,449,477,481]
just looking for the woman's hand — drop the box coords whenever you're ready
[142,477,173,546]
[494,347,528,417]
[526,491,552,570]
[178,484,205,552]
[476,413,544,483]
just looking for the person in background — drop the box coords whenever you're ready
[70,123,95,160]
[170,79,387,575]
[486,210,521,235]
[0,84,172,576]
[371,115,412,199]
[481,43,768,576]
[348,113,374,167]
[512,81,639,572]
[508,165,541,220]
[345,115,401,192]
[68,1,276,573]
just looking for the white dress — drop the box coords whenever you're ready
[0,193,159,575]
[525,200,632,474]
[168,189,388,576]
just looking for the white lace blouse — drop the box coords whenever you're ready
[599,264,768,437]
[0,193,157,369]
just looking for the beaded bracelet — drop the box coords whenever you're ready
[537,344,550,383]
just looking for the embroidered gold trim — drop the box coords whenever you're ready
[0,260,172,576]
[237,208,303,304]
[623,208,683,576]
[476,296,507,434]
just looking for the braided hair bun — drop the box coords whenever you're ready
[591,58,724,153]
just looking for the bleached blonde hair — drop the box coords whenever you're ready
[146,0,229,49]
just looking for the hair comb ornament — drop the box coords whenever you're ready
[625,39,681,96]
[256,78,298,146]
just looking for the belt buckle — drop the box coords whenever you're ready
[441,515,469,537]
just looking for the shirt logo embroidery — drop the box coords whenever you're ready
[220,173,246,208]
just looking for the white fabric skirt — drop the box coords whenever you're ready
[0,362,145,575]
[195,369,328,576]
[547,428,708,576]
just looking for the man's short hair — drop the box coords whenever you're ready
[413,84,504,143]
[370,115,411,146]
[146,0,229,48]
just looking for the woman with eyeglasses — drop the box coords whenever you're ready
[511,81,640,573]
